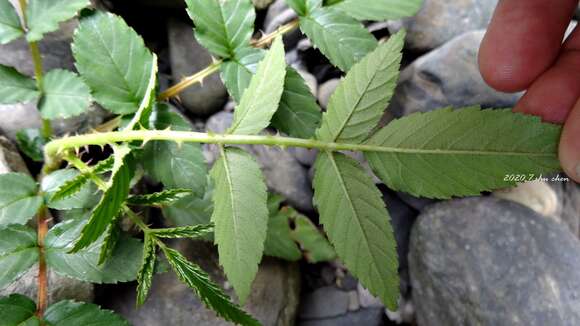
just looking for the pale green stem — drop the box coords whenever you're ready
[17,0,52,138]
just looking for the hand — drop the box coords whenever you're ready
[479,0,580,182]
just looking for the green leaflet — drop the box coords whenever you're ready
[44,300,129,326]
[136,234,156,306]
[220,47,265,103]
[0,64,39,104]
[0,294,39,326]
[49,156,114,203]
[289,209,336,263]
[313,152,399,310]
[143,104,207,195]
[0,0,23,44]
[45,218,143,284]
[264,210,302,262]
[0,173,43,226]
[73,12,155,114]
[0,225,38,289]
[150,224,214,239]
[161,245,260,326]
[26,0,90,42]
[123,54,158,131]
[98,222,120,265]
[285,0,322,16]
[162,182,213,229]
[365,107,562,199]
[71,145,133,252]
[127,189,192,207]
[41,169,99,210]
[210,147,268,303]
[299,7,377,72]
[316,30,405,143]
[186,0,256,59]
[272,67,322,139]
[331,0,423,21]
[39,69,92,120]
[228,37,286,135]
[16,128,46,162]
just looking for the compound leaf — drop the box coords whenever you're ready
[136,234,156,306]
[46,218,143,284]
[0,0,24,44]
[272,67,322,139]
[0,225,38,289]
[316,30,404,143]
[26,0,90,42]
[161,245,260,326]
[313,152,399,310]
[39,69,91,120]
[331,0,423,21]
[228,37,286,135]
[285,0,322,16]
[0,294,39,326]
[41,169,99,210]
[210,147,268,303]
[365,107,562,199]
[44,300,129,326]
[0,64,39,104]
[299,7,377,72]
[73,12,155,115]
[0,173,43,226]
[220,47,264,103]
[186,0,255,58]
[127,189,192,207]
[71,145,133,252]
[151,224,214,239]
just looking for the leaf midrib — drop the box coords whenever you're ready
[220,148,241,263]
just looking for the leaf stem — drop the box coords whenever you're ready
[35,205,49,321]
[157,19,300,101]
[17,0,52,138]
[45,129,555,165]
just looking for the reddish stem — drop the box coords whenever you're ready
[36,207,49,321]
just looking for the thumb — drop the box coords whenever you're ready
[559,97,580,183]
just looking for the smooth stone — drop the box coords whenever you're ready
[396,192,439,212]
[299,286,350,319]
[410,197,580,326]
[299,308,384,326]
[205,111,314,212]
[168,19,228,117]
[388,30,522,118]
[106,241,300,326]
[357,283,382,309]
[289,148,318,167]
[317,79,340,109]
[263,0,301,48]
[493,180,559,217]
[387,0,498,51]
[0,136,30,174]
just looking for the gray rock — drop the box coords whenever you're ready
[263,0,301,48]
[205,111,314,211]
[299,286,350,319]
[0,267,94,305]
[410,197,580,326]
[357,283,382,309]
[299,308,384,326]
[107,241,300,326]
[289,148,318,167]
[0,136,30,174]
[387,0,498,51]
[388,30,522,118]
[317,79,340,109]
[168,19,228,117]
[548,180,580,237]
[396,192,438,212]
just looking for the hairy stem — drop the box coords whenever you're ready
[157,19,299,101]
[45,130,555,165]
[17,0,52,138]
[35,206,49,321]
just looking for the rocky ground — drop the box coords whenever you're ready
[1,0,579,325]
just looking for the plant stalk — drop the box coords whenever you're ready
[35,206,49,321]
[157,19,300,101]
[45,130,554,165]
[17,0,52,138]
